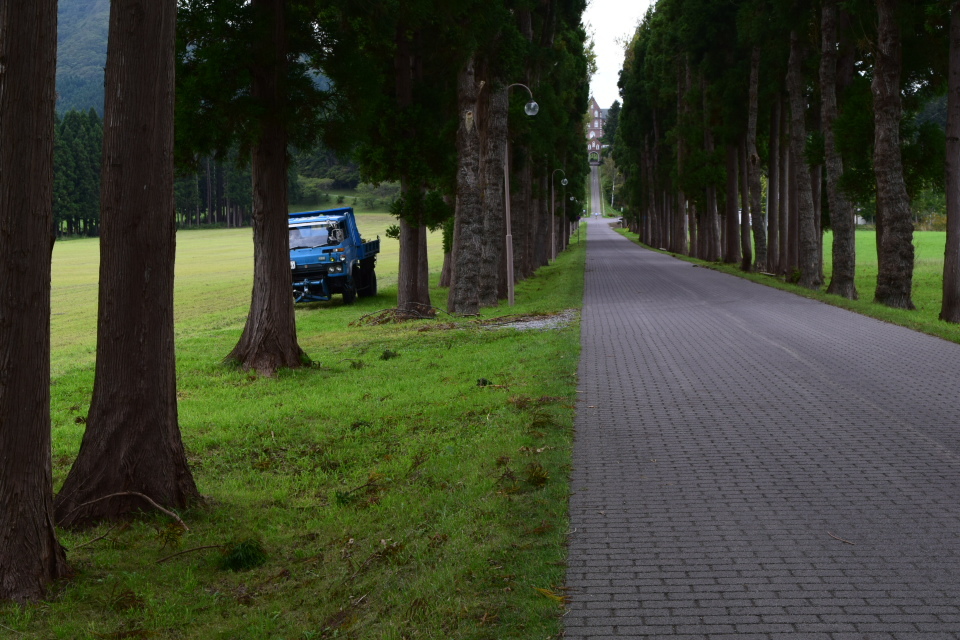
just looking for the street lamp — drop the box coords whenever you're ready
[551,169,567,262]
[570,196,580,244]
[503,83,538,306]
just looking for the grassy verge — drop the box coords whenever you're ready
[616,226,960,345]
[7,225,586,639]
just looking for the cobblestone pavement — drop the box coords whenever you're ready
[564,218,960,639]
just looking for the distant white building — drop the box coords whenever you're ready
[586,96,606,165]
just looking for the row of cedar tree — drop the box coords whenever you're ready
[611,0,960,321]
[0,0,590,602]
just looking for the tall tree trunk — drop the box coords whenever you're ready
[514,153,534,279]
[823,0,858,299]
[813,162,824,282]
[724,144,741,264]
[788,31,821,289]
[788,132,800,275]
[747,47,767,271]
[647,151,657,246]
[205,157,213,224]
[535,167,551,268]
[448,59,482,313]
[479,86,508,307]
[779,100,790,275]
[439,249,453,288]
[676,63,690,256]
[689,204,699,258]
[393,26,431,312]
[872,0,915,309]
[226,0,305,373]
[398,206,430,311]
[216,162,225,224]
[739,138,753,271]
[703,77,721,261]
[707,189,721,261]
[55,0,199,527]
[195,173,201,227]
[417,223,431,303]
[943,2,960,322]
[0,0,69,601]
[768,97,781,273]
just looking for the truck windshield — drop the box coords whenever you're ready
[289,223,328,249]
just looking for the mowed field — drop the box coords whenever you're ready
[22,215,585,639]
[50,213,434,377]
[824,229,946,316]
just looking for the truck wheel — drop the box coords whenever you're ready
[360,269,377,298]
[342,280,357,305]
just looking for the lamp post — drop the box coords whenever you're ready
[570,196,580,244]
[503,83,538,306]
[562,187,567,250]
[551,169,567,262]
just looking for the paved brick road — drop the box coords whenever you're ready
[564,218,960,639]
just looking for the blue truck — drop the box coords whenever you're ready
[289,207,380,304]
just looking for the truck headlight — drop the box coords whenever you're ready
[290,260,295,269]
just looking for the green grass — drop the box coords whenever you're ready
[9,221,587,639]
[616,226,960,344]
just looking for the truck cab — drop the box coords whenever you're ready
[289,207,379,304]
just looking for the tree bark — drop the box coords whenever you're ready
[779,99,790,274]
[0,0,69,601]
[724,144,741,264]
[536,167,551,268]
[513,152,534,279]
[397,207,428,311]
[788,31,821,289]
[54,0,199,528]
[706,183,721,262]
[872,0,915,309]
[392,25,432,312]
[676,64,689,256]
[689,204,699,259]
[226,0,306,373]
[417,223,431,303]
[822,0,858,299]
[739,139,753,271]
[943,1,960,322]
[479,87,508,307]
[813,161,824,282]
[205,157,213,224]
[439,248,452,288]
[699,74,720,261]
[788,133,800,275]
[768,95,781,273]
[746,47,767,271]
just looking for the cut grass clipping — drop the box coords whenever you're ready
[5,215,586,640]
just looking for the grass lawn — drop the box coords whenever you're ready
[616,226,960,345]
[291,189,395,215]
[8,217,587,639]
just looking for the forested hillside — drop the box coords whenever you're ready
[57,0,108,113]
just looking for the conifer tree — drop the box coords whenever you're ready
[54,0,200,526]
[0,0,69,601]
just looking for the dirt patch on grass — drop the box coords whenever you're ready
[480,309,578,331]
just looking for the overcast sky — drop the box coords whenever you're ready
[583,0,654,109]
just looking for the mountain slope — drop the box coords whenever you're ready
[57,0,109,113]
